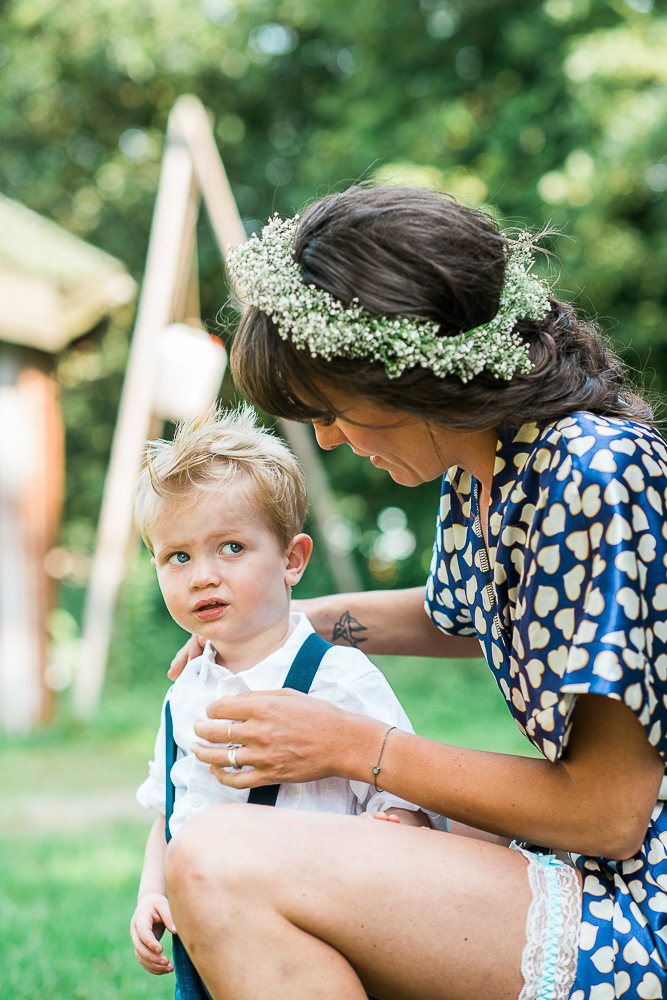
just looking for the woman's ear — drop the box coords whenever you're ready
[284,533,313,586]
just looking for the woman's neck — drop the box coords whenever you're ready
[431,424,499,496]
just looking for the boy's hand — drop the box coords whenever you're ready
[130,892,177,975]
[361,808,432,827]
[168,634,206,680]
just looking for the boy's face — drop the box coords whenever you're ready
[150,482,306,653]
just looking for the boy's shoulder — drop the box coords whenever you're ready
[316,639,386,686]
[311,640,405,717]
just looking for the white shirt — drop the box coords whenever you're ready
[138,612,447,836]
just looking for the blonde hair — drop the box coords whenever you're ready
[133,404,308,553]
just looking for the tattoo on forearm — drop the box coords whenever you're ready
[332,610,368,647]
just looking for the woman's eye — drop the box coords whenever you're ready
[168,552,190,565]
[221,542,243,555]
[316,415,336,428]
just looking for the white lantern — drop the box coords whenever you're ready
[152,323,227,421]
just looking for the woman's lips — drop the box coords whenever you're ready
[193,602,228,621]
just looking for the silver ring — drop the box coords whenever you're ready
[227,721,234,743]
[227,745,241,770]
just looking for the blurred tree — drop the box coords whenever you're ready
[1,0,664,652]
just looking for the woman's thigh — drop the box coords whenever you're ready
[167,804,533,1000]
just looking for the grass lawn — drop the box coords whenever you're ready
[0,653,538,999]
[0,825,170,1000]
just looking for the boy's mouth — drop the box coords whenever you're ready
[193,599,228,621]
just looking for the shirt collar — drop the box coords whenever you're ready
[199,611,316,690]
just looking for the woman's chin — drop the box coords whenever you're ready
[385,465,426,487]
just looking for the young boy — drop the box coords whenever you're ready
[129,406,442,980]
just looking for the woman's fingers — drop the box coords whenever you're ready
[203,688,288,722]
[190,689,384,787]
[188,741,269,788]
[168,634,206,680]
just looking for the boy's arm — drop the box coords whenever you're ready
[139,815,170,897]
[130,816,178,976]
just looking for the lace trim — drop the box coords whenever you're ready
[515,848,582,1000]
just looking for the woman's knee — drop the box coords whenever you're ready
[164,803,284,901]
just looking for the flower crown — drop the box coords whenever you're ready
[226,213,551,383]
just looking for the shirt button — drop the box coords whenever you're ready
[190,794,203,808]
[210,666,223,680]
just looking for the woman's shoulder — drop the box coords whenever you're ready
[505,412,667,499]
[548,412,664,456]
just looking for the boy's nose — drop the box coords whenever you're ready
[189,560,222,590]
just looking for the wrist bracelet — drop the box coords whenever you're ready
[372,725,396,793]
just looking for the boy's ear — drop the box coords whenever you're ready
[284,533,313,586]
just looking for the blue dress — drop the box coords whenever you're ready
[424,412,667,1000]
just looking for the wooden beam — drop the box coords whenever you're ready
[73,103,200,719]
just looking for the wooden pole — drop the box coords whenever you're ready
[73,101,200,719]
[173,95,247,256]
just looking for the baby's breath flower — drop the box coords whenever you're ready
[227,214,550,383]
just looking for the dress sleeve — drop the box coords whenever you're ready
[512,425,667,762]
[136,692,169,815]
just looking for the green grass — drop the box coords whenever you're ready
[0,653,538,998]
[0,826,171,1000]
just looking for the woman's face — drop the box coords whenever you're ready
[311,390,497,488]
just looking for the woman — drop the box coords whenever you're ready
[164,186,667,1000]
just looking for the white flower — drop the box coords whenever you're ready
[226,214,550,382]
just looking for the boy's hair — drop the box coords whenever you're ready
[133,404,308,553]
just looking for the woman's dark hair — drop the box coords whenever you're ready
[230,186,652,429]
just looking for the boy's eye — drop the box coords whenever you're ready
[221,542,243,555]
[168,552,190,565]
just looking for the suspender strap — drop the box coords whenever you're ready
[247,632,332,807]
[282,631,332,693]
[165,700,176,844]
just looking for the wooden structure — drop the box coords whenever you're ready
[74,95,360,721]
[0,194,136,732]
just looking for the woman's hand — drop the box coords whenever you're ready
[168,634,205,680]
[190,689,386,788]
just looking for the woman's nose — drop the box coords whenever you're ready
[313,421,346,450]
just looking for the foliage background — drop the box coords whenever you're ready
[2,0,666,677]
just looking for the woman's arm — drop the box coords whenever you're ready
[192,690,663,861]
[292,586,481,657]
[169,585,481,678]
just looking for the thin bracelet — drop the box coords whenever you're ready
[372,725,396,793]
